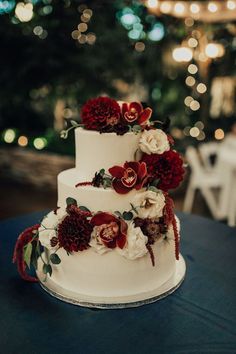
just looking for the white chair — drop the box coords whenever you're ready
[227,172,236,227]
[183,146,222,219]
[198,142,219,172]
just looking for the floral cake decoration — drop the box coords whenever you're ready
[13,96,184,282]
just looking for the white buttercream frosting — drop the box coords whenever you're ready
[132,190,166,219]
[139,129,170,155]
[117,222,148,260]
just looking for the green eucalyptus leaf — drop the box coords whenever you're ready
[122,211,133,221]
[99,168,105,176]
[148,186,159,193]
[50,253,61,265]
[151,179,160,187]
[79,205,91,212]
[114,211,122,218]
[66,197,77,207]
[43,264,52,276]
[24,242,33,269]
[70,120,79,127]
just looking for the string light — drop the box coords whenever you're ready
[190,3,200,14]
[227,1,236,10]
[87,33,96,45]
[18,136,28,147]
[188,38,198,48]
[208,2,218,13]
[172,47,193,62]
[205,43,225,58]
[215,129,224,140]
[185,76,196,86]
[197,131,206,141]
[185,17,194,27]
[174,2,185,15]
[184,96,194,106]
[190,127,200,137]
[195,121,205,130]
[15,2,33,22]
[33,137,47,150]
[188,64,198,74]
[3,129,16,143]
[160,1,172,13]
[78,23,88,32]
[146,0,158,8]
[190,100,200,111]
[197,83,207,94]
[135,42,145,52]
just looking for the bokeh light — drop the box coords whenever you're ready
[172,47,193,62]
[148,23,164,41]
[15,2,33,22]
[188,64,198,74]
[3,129,16,143]
[33,137,47,150]
[215,129,225,140]
[18,136,28,147]
[197,83,207,94]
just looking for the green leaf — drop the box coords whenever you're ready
[114,210,122,218]
[24,242,33,269]
[122,211,133,221]
[148,186,159,193]
[50,253,61,265]
[70,120,79,127]
[151,179,160,187]
[66,197,77,207]
[99,168,105,176]
[103,178,112,188]
[79,205,91,212]
[43,264,52,277]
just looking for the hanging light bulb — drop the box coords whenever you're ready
[208,2,218,13]
[172,47,193,62]
[174,2,185,14]
[227,1,236,10]
[160,1,172,13]
[146,0,159,8]
[190,3,200,14]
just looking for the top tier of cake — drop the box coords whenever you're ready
[75,128,141,182]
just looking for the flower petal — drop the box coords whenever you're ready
[108,165,125,178]
[116,233,127,249]
[138,161,148,180]
[91,212,117,226]
[122,102,129,116]
[138,107,152,125]
[130,102,143,114]
[112,179,131,194]
[124,161,139,173]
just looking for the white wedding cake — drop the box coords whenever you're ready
[13,97,186,308]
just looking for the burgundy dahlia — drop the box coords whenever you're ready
[57,213,92,253]
[141,150,185,191]
[81,96,121,131]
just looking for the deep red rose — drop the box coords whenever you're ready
[58,208,92,253]
[108,161,148,194]
[141,150,184,191]
[90,212,127,249]
[122,101,152,126]
[81,96,121,130]
[13,224,40,282]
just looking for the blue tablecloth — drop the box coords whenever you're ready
[1,211,236,354]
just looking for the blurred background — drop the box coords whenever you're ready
[0,0,235,224]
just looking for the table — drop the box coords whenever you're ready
[1,211,236,354]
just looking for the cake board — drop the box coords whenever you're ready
[37,255,186,309]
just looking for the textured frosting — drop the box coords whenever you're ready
[75,128,141,181]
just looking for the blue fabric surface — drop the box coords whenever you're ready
[1,211,236,354]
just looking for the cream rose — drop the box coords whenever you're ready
[133,190,165,219]
[139,129,170,155]
[117,222,148,260]
[38,208,66,250]
[89,226,112,255]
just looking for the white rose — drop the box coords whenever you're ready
[133,190,166,219]
[89,226,112,255]
[38,208,66,250]
[117,222,148,260]
[139,129,170,155]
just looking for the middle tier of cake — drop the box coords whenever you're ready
[58,168,138,212]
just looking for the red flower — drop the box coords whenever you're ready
[90,212,127,249]
[58,207,92,253]
[81,96,121,130]
[122,101,152,125]
[141,150,184,191]
[109,161,148,194]
[13,224,40,282]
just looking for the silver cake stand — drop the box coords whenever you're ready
[37,255,186,309]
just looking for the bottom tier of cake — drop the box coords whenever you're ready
[36,236,186,308]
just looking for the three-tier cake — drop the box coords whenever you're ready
[13,97,186,308]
